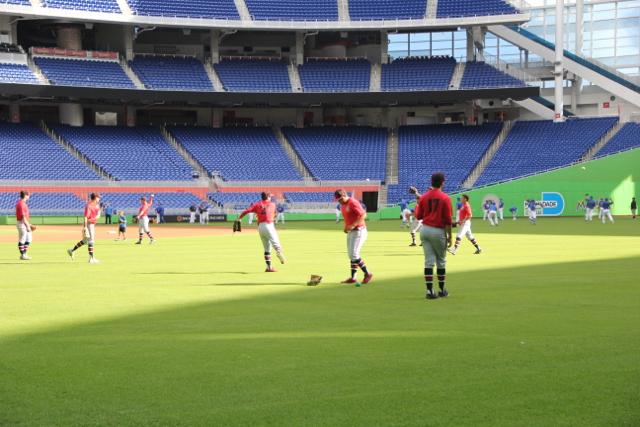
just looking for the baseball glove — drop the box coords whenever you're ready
[233,220,242,233]
[30,225,37,231]
[307,274,323,286]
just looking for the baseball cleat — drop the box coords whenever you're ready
[20,254,31,260]
[276,252,286,264]
[135,240,142,245]
[447,248,457,255]
[149,239,155,245]
[362,273,373,284]
[67,249,75,260]
[474,248,482,255]
[409,242,417,247]
[426,293,439,300]
[341,278,357,284]
[265,268,277,273]
[438,290,449,298]
[89,257,100,264]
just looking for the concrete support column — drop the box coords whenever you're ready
[9,104,20,123]
[60,103,83,127]
[466,28,474,61]
[573,0,584,110]
[212,108,223,128]
[196,108,213,126]
[123,26,134,61]
[0,16,16,44]
[554,0,565,122]
[125,105,136,127]
[210,30,220,64]
[472,27,485,61]
[295,32,304,66]
[56,25,83,50]
[381,31,389,64]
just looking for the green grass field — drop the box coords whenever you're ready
[1,218,639,426]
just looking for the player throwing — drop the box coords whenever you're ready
[448,194,481,255]
[415,173,452,300]
[236,192,286,272]
[135,194,155,245]
[67,192,101,263]
[16,190,34,260]
[335,189,372,285]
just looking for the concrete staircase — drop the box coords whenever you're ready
[449,62,466,90]
[41,122,114,181]
[288,63,303,93]
[115,0,133,14]
[370,63,381,92]
[337,0,350,21]
[205,61,225,91]
[234,0,252,20]
[27,57,49,85]
[273,127,313,180]
[120,59,146,89]
[581,120,626,161]
[385,127,399,185]
[161,126,210,179]
[462,120,514,188]
[426,0,438,19]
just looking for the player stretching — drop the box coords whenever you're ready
[16,190,33,260]
[67,192,101,263]
[448,195,481,255]
[236,192,286,272]
[135,194,155,245]
[335,189,373,285]
[415,173,452,300]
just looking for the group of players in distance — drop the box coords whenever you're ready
[14,172,488,299]
[15,191,156,264]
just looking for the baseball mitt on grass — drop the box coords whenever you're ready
[307,275,323,286]
[30,225,37,232]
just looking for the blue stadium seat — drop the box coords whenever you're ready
[1,0,36,4]
[209,192,261,209]
[595,122,640,158]
[283,127,387,181]
[214,59,291,92]
[0,123,100,181]
[100,192,205,213]
[284,192,335,203]
[35,57,135,89]
[52,125,195,181]
[42,0,121,13]
[130,56,213,91]
[127,0,239,19]
[476,118,619,186]
[349,0,426,20]
[170,127,302,181]
[298,59,370,92]
[388,123,502,203]
[0,62,38,84]
[0,192,86,215]
[460,62,526,89]
[436,0,518,18]
[245,0,337,20]
[381,57,456,91]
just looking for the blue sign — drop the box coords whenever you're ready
[539,192,565,216]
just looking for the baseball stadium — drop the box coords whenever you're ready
[0,0,638,425]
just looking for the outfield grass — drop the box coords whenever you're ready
[1,218,639,426]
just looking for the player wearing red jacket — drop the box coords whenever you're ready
[448,194,482,256]
[16,190,33,260]
[415,173,452,300]
[135,194,155,245]
[237,192,286,272]
[335,189,373,285]
[67,192,101,263]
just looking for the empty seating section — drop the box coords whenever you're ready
[382,57,456,91]
[0,192,86,215]
[0,0,31,4]
[127,0,239,18]
[34,57,134,88]
[53,126,194,181]
[170,127,301,181]
[284,127,387,180]
[285,192,334,203]
[214,59,291,92]
[349,0,426,20]
[298,59,370,92]
[42,0,121,13]
[476,118,618,186]
[436,0,518,18]
[130,56,213,91]
[596,123,640,158]
[100,192,204,213]
[388,123,502,202]
[245,0,337,20]
[460,62,525,89]
[0,63,38,84]
[0,123,99,180]
[209,192,261,208]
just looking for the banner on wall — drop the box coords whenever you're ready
[523,192,565,216]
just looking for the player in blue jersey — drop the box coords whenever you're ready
[498,198,505,221]
[527,199,537,225]
[509,205,517,220]
[585,197,596,221]
[601,198,614,223]
[487,201,498,226]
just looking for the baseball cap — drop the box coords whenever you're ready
[334,189,347,200]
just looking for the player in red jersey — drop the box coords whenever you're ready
[67,192,101,263]
[448,194,482,255]
[415,173,452,300]
[236,192,286,272]
[334,189,373,285]
[135,194,155,245]
[16,190,33,260]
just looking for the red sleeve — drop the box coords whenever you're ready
[238,203,256,219]
[16,202,23,218]
[442,195,453,225]
[84,205,89,218]
[414,195,425,220]
[352,199,365,217]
